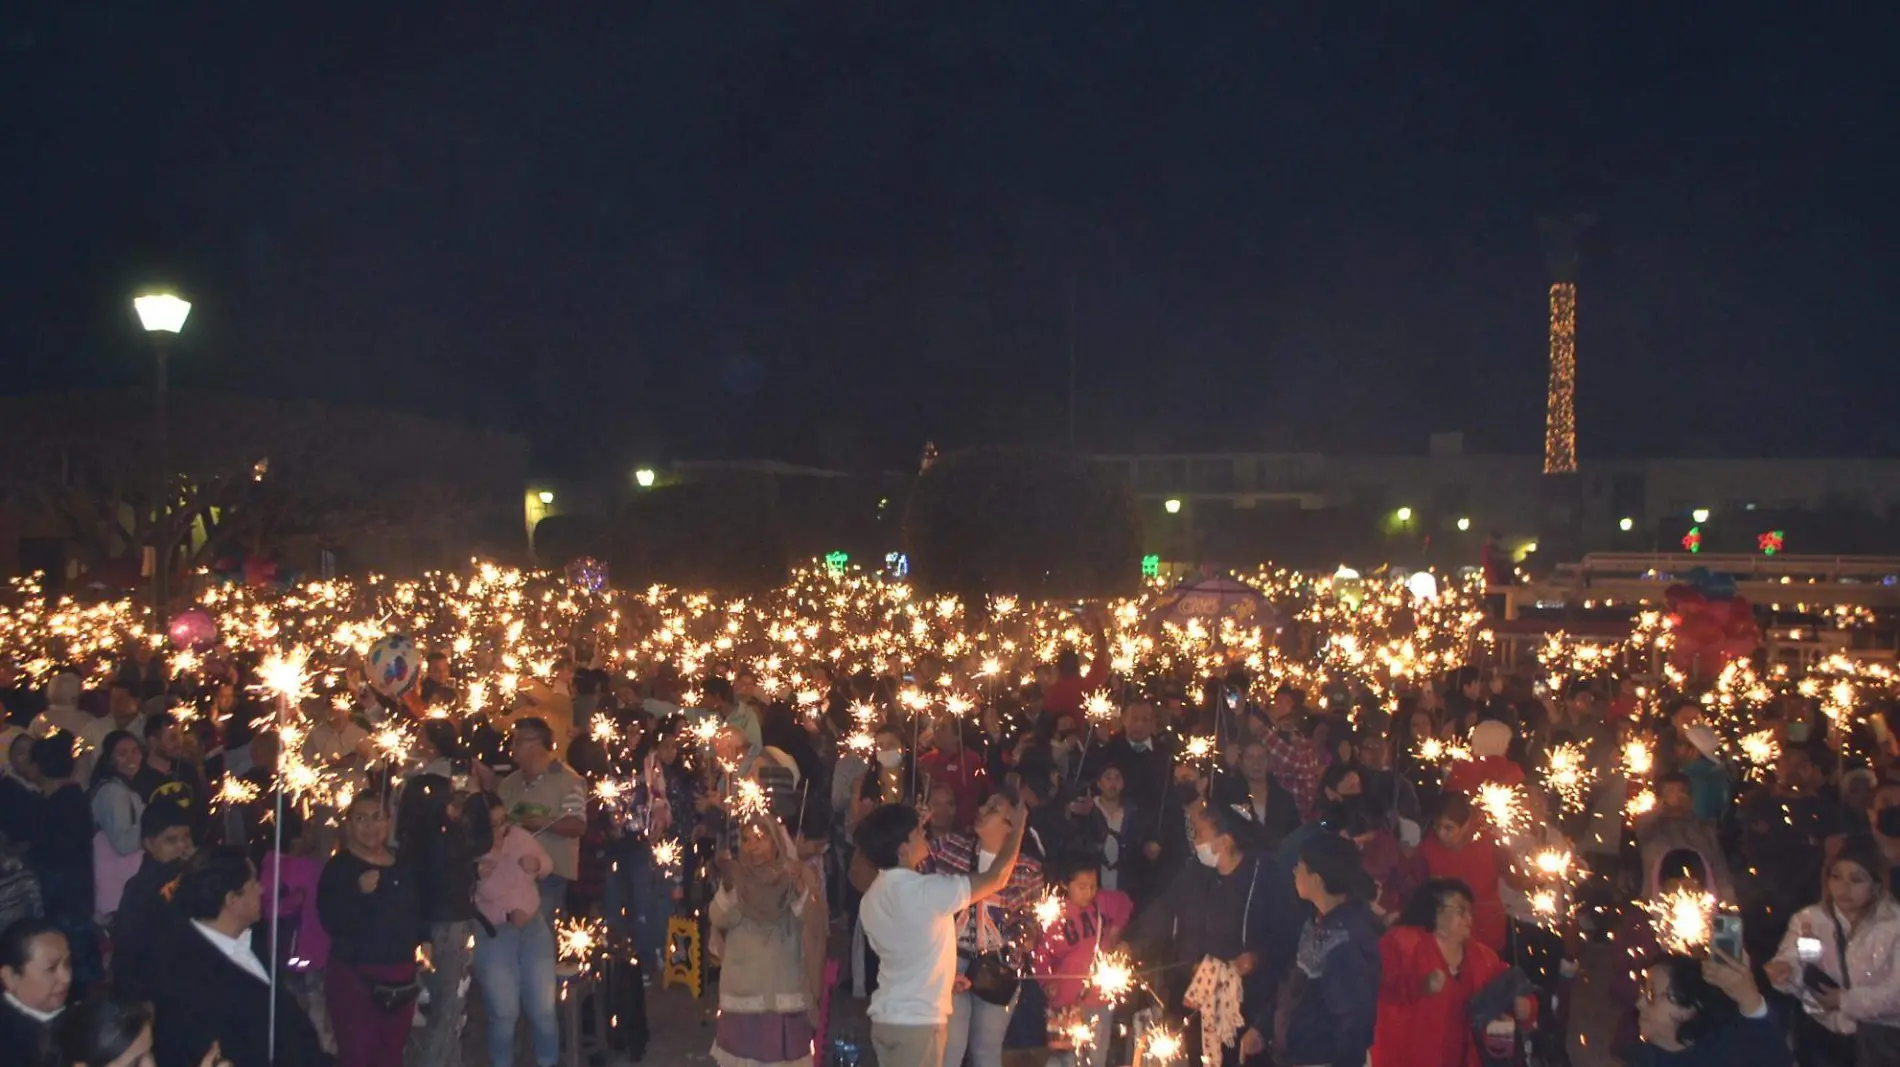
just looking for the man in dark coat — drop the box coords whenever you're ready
[151,846,329,1067]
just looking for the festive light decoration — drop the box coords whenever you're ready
[1141,554,1161,579]
[1544,282,1577,474]
[1758,530,1785,555]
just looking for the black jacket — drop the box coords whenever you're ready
[1083,735,1176,816]
[111,854,183,1001]
[0,996,52,1067]
[397,774,479,925]
[1275,897,1383,1067]
[1128,849,1303,1033]
[150,919,328,1067]
[317,851,424,967]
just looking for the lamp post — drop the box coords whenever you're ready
[134,293,190,630]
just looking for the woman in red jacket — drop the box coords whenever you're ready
[1372,879,1531,1067]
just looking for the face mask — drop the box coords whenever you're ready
[1879,806,1900,838]
[876,749,903,769]
[1195,841,1220,868]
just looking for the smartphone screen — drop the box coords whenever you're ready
[1711,914,1745,960]
[1796,935,1823,965]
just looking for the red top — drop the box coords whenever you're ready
[1372,926,1512,1067]
[1033,890,1135,1009]
[1418,834,1509,952]
[1443,756,1525,796]
[916,749,988,829]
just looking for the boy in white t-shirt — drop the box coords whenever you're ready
[856,797,1028,1067]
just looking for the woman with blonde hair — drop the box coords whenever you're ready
[1765,834,1900,1067]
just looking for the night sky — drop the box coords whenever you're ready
[4,3,1897,475]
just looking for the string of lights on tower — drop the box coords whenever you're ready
[1544,281,1577,474]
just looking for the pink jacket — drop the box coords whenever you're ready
[260,852,329,970]
[1033,890,1134,1009]
[475,824,552,926]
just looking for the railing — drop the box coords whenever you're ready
[1556,553,1900,584]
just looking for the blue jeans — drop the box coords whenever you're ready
[472,915,559,1067]
[537,873,568,925]
[943,989,1017,1067]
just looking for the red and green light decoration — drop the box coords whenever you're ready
[1141,554,1161,579]
[1758,530,1785,556]
[1682,527,1702,553]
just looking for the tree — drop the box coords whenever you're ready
[902,446,1139,599]
[0,390,528,579]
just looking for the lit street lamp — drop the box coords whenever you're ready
[634,468,656,489]
[134,292,190,629]
[1163,498,1182,515]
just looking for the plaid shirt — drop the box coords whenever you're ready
[929,830,1044,960]
[1262,727,1321,821]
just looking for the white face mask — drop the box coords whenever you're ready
[876,749,903,769]
[1195,841,1220,868]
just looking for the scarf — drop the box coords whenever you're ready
[728,820,828,1023]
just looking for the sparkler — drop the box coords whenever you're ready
[1623,739,1655,778]
[1183,736,1214,761]
[1033,888,1065,932]
[1645,887,1717,954]
[1087,948,1136,1005]
[1082,690,1118,724]
[650,839,682,870]
[555,916,607,968]
[1477,783,1526,836]
[731,778,770,822]
[214,776,261,808]
[1544,742,1596,815]
[1143,1025,1184,1065]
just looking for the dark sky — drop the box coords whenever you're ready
[4,3,1897,474]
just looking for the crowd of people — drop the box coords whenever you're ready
[0,611,1893,1067]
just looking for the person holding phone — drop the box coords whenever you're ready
[1764,835,1900,1067]
[1632,950,1790,1066]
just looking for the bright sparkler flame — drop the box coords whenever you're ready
[1183,736,1213,761]
[1623,739,1655,777]
[1477,783,1525,836]
[1087,949,1136,1005]
[650,839,682,869]
[1082,690,1118,724]
[1646,887,1718,954]
[1033,888,1065,931]
[555,916,607,966]
[256,646,314,704]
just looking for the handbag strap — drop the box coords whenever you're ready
[1832,909,1854,990]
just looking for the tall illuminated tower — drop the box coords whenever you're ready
[1537,214,1591,563]
[1544,281,1577,474]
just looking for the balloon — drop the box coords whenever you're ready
[565,556,609,593]
[364,633,422,698]
[167,608,218,650]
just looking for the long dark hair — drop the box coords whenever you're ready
[87,729,143,790]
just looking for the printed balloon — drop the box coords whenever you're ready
[364,633,421,697]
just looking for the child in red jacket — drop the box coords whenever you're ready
[1034,857,1134,1067]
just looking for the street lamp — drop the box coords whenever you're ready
[1691,508,1711,524]
[1163,498,1182,515]
[1395,506,1413,523]
[135,292,190,630]
[537,490,555,505]
[634,468,656,489]
[1619,516,1635,532]
[1455,516,1471,532]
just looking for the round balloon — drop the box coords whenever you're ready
[365,633,421,698]
[167,608,218,650]
[565,556,609,593]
